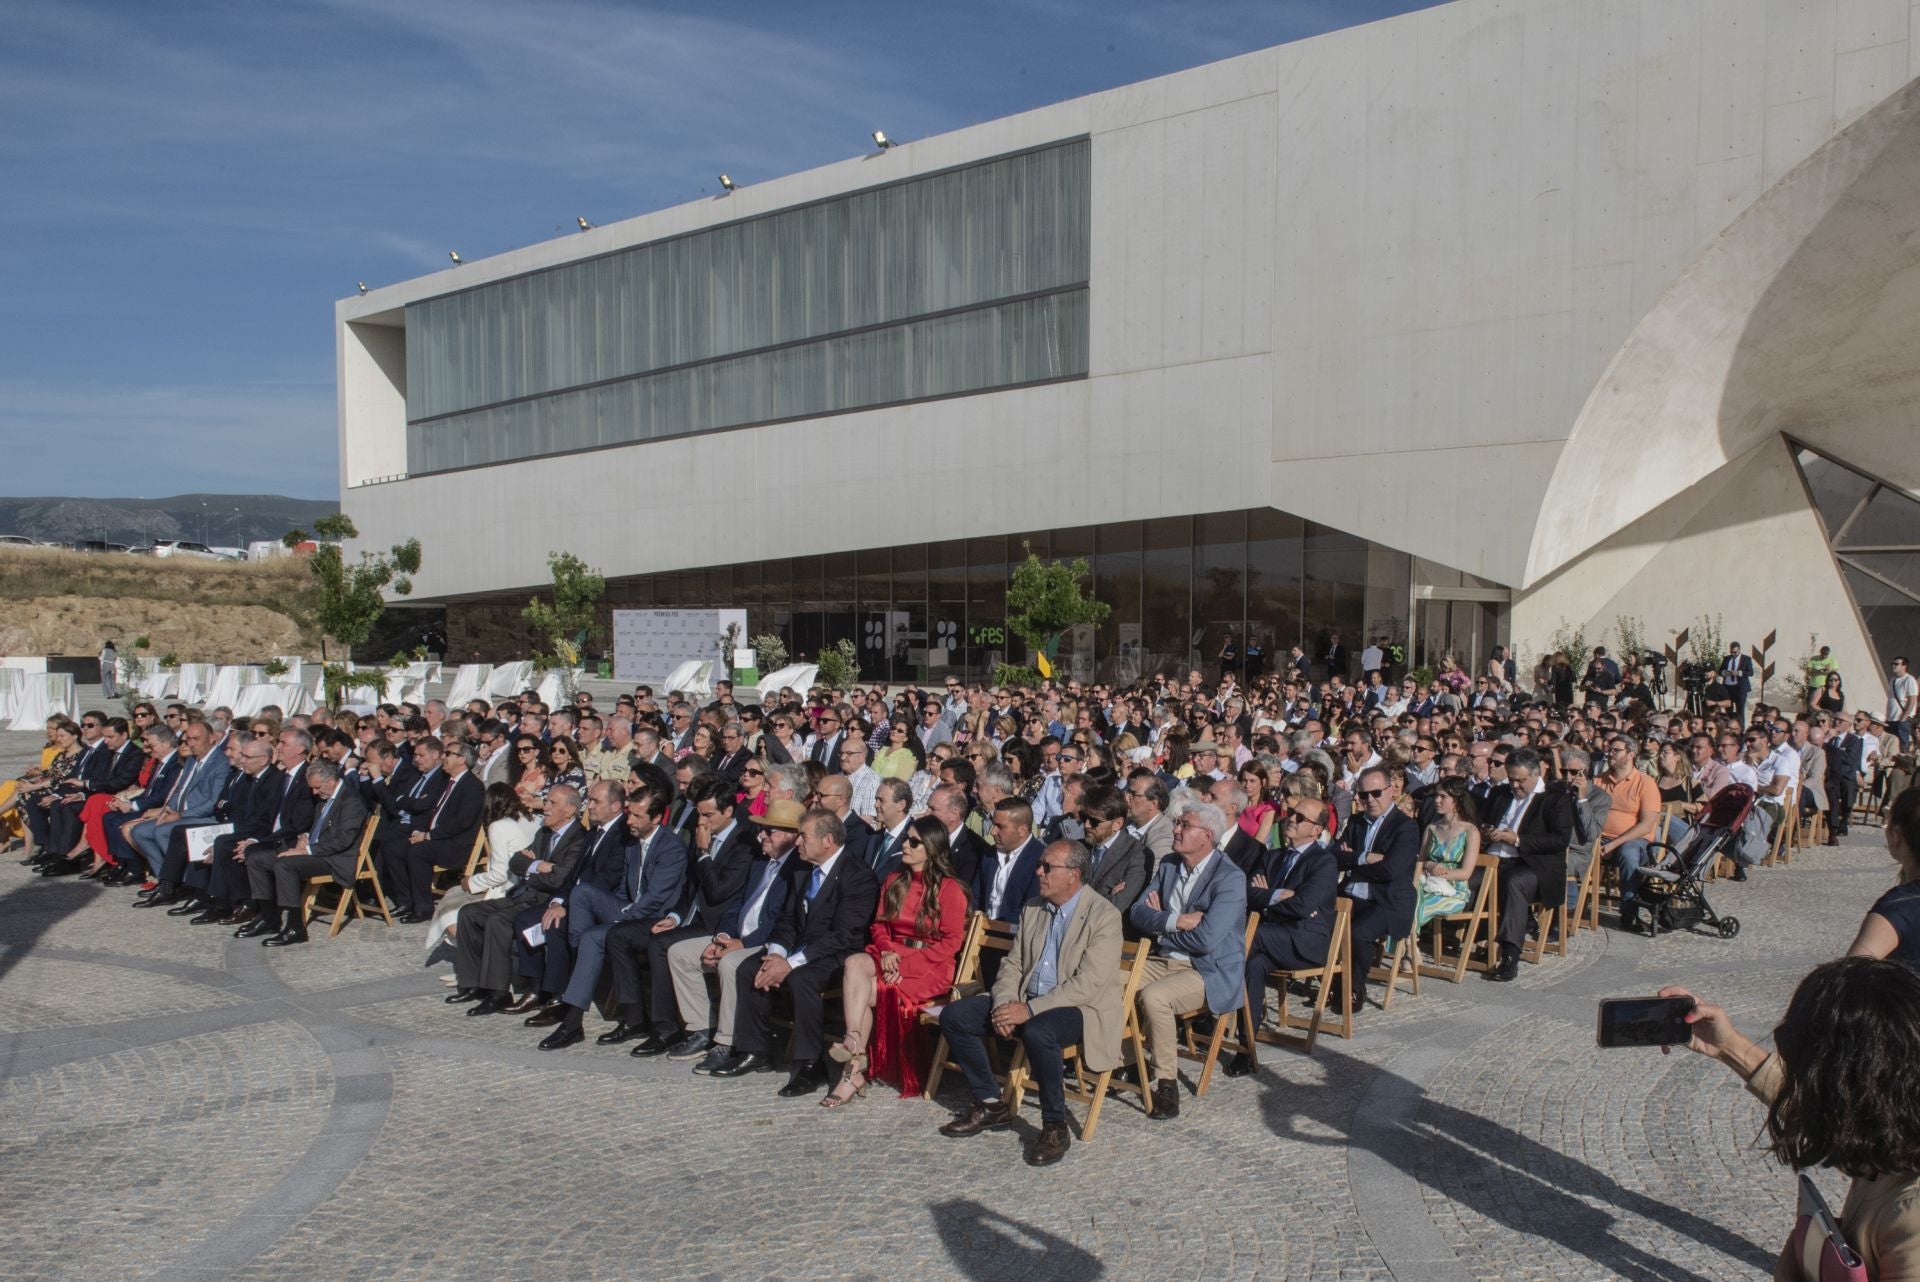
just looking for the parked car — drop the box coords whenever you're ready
[207,545,246,561]
[0,534,33,546]
[150,540,223,560]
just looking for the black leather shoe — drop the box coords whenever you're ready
[130,890,176,905]
[777,1061,827,1097]
[188,907,228,925]
[523,1006,567,1028]
[1026,1120,1072,1167]
[538,1026,584,1052]
[596,1021,644,1046]
[1730,865,1749,882]
[262,928,309,948]
[396,912,432,925]
[1149,1079,1180,1120]
[625,1033,673,1056]
[42,859,87,877]
[234,918,278,938]
[166,900,205,917]
[226,906,259,928]
[707,1051,773,1078]
[444,988,481,1004]
[502,992,551,1016]
[1223,1051,1255,1078]
[940,1100,1013,1137]
[1486,945,1520,983]
[665,1031,714,1061]
[690,1044,734,1075]
[467,994,512,1016]
[77,864,112,881]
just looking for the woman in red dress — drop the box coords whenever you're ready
[823,817,970,1105]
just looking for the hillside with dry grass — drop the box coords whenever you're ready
[0,547,321,663]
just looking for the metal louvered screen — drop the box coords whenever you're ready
[403,139,1090,475]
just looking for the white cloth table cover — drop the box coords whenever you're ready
[484,661,533,699]
[0,668,20,725]
[382,672,427,705]
[175,664,217,705]
[233,683,315,719]
[10,673,77,730]
[754,664,819,699]
[445,664,492,707]
[137,670,178,699]
[201,665,262,710]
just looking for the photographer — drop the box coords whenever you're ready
[1660,959,1920,1280]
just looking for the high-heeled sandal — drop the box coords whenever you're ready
[827,1037,863,1064]
[820,1054,868,1108]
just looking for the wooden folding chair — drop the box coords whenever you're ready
[921,914,1010,1101]
[1368,859,1425,1008]
[1251,898,1353,1054]
[1372,934,1422,1009]
[1175,915,1262,1094]
[1801,809,1827,850]
[1570,836,1605,933]
[1004,938,1153,1140]
[433,828,488,897]
[1420,856,1499,982]
[298,815,395,938]
[1761,803,1793,868]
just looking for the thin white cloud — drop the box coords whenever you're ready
[0,381,336,496]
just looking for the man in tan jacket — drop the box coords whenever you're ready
[936,839,1123,1166]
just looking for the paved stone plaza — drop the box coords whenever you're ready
[0,706,1886,1281]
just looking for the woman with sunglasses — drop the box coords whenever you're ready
[545,736,587,793]
[873,721,924,781]
[509,737,551,811]
[824,817,970,1106]
[739,757,771,816]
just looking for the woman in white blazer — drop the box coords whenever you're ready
[425,783,540,961]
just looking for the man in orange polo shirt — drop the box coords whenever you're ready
[1597,734,1663,926]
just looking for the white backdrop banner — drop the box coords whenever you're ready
[613,610,745,683]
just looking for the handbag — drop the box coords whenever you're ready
[1786,1173,1868,1282]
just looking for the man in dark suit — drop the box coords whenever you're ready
[1480,747,1576,982]
[612,777,756,1054]
[1720,643,1755,725]
[101,723,184,881]
[167,734,275,921]
[715,808,880,1096]
[1825,722,1863,840]
[1080,786,1149,912]
[975,798,1046,926]
[448,784,590,1014]
[669,799,803,1072]
[1236,799,1338,1066]
[713,723,753,784]
[1334,765,1421,1012]
[243,759,371,947]
[532,779,690,1050]
[396,740,486,922]
[929,784,986,887]
[372,736,448,908]
[807,711,846,768]
[862,778,916,881]
[814,773,876,870]
[510,780,632,1012]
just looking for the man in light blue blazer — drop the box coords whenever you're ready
[1126,798,1247,1120]
[536,779,689,1051]
[129,720,234,878]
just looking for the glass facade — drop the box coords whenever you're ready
[444,507,1449,684]
[403,140,1091,476]
[1794,445,1920,668]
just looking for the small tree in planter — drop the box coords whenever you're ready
[524,551,605,700]
[296,513,421,701]
[816,638,860,688]
[1005,544,1110,681]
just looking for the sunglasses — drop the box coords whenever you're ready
[903,836,925,849]
[517,747,538,755]
[743,767,764,778]
[1036,861,1075,874]
[1353,788,1387,800]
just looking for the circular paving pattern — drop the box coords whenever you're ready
[0,779,1896,1280]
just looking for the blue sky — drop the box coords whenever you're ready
[0,0,1438,499]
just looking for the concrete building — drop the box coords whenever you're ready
[339,0,1920,697]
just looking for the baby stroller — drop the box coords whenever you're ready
[1634,784,1755,940]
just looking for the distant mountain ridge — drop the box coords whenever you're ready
[0,494,337,548]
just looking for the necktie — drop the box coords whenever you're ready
[807,866,824,902]
[310,792,334,842]
[429,775,460,830]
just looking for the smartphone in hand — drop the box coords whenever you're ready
[1595,996,1696,1048]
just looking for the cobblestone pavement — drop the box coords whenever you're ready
[0,704,1888,1281]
